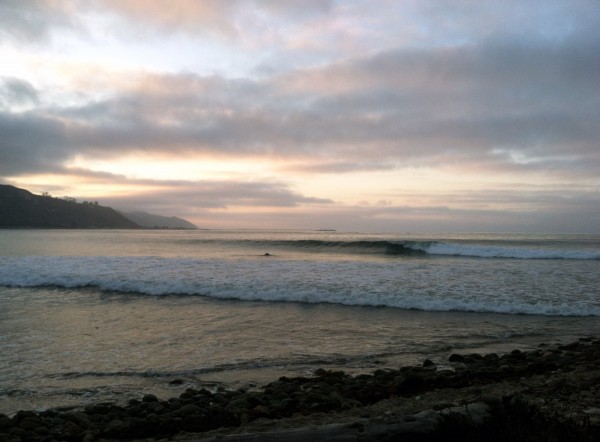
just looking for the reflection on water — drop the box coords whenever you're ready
[2,286,598,414]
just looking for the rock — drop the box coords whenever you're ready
[18,416,43,431]
[324,375,342,385]
[212,393,229,405]
[464,353,484,363]
[85,403,114,415]
[61,420,83,438]
[33,425,50,435]
[340,397,363,410]
[526,360,558,374]
[66,411,92,429]
[509,349,526,360]
[397,373,425,394]
[314,368,327,377]
[147,400,167,414]
[483,353,500,363]
[127,405,143,417]
[464,402,490,425]
[179,390,196,401]
[559,342,585,351]
[0,414,13,430]
[480,395,502,406]
[105,418,126,433]
[9,426,27,438]
[13,410,37,423]
[281,397,300,410]
[3,338,600,441]
[177,404,202,418]
[168,398,182,409]
[449,353,466,363]
[226,398,254,412]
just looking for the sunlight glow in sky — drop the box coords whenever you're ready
[1,0,599,232]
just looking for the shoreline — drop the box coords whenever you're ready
[1,338,599,441]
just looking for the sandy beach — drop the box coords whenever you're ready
[2,337,599,441]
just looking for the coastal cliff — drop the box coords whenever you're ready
[0,185,140,229]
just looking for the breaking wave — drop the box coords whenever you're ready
[1,255,598,317]
[185,238,600,260]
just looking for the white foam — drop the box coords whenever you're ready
[417,242,600,259]
[0,256,598,317]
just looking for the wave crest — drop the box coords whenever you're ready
[1,256,598,317]
[202,238,600,260]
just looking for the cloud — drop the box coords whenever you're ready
[68,35,599,177]
[259,0,334,18]
[0,77,40,108]
[91,0,241,37]
[87,0,335,41]
[282,161,395,174]
[0,0,78,43]
[167,194,600,233]
[3,16,600,183]
[3,27,600,181]
[1,1,599,234]
[0,111,70,175]
[96,178,332,214]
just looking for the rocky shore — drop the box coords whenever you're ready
[1,338,599,441]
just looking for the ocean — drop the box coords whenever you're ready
[1,229,599,415]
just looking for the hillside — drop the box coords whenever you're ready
[0,185,140,229]
[119,211,198,229]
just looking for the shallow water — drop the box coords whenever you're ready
[1,286,598,414]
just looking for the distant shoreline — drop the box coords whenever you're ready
[0,226,201,230]
[0,184,199,230]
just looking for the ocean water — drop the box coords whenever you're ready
[1,229,599,415]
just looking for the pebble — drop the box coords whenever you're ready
[1,337,598,441]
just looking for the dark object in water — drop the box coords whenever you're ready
[264,252,271,256]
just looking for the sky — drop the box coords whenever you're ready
[1,0,599,233]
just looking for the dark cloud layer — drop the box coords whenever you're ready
[0,77,39,108]
[3,32,599,179]
[0,112,69,175]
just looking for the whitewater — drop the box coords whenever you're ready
[1,229,599,414]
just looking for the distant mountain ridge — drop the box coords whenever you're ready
[119,211,198,229]
[0,185,198,229]
[0,184,139,229]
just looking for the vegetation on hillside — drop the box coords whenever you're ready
[0,185,140,229]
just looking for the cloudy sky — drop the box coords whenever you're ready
[1,0,599,232]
